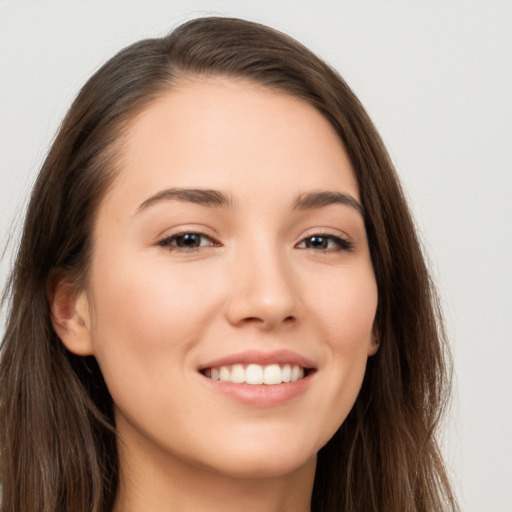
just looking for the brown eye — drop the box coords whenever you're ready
[173,233,205,248]
[158,232,219,251]
[304,235,329,249]
[297,234,353,252]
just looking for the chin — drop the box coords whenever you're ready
[207,449,317,480]
[189,429,321,479]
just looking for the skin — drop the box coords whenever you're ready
[53,77,379,512]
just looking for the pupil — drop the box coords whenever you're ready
[178,234,200,247]
[308,236,327,249]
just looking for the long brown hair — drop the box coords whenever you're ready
[0,16,458,512]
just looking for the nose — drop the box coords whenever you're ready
[224,242,300,330]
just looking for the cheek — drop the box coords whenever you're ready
[311,263,377,347]
[90,249,220,339]
[85,253,222,397]
[329,279,377,378]
[305,265,377,432]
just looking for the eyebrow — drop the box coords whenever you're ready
[136,187,364,217]
[293,191,364,217]
[136,188,234,213]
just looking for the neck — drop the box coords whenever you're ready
[113,427,316,512]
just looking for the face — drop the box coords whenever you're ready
[68,78,378,479]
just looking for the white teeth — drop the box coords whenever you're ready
[291,366,304,382]
[230,364,245,383]
[281,364,291,382]
[263,364,282,385]
[204,363,306,385]
[246,364,264,385]
[219,366,230,382]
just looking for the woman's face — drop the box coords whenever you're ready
[71,78,378,478]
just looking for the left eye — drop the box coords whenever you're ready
[158,232,218,251]
[296,234,353,252]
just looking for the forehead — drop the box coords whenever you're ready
[106,77,359,213]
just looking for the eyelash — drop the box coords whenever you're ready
[296,234,354,252]
[157,231,353,253]
[157,231,220,252]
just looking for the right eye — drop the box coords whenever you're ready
[157,232,220,252]
[296,233,354,253]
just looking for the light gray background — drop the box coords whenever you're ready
[1,1,511,510]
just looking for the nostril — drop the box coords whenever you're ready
[243,317,264,323]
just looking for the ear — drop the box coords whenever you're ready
[367,325,380,356]
[48,273,94,356]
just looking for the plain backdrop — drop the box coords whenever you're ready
[1,1,511,510]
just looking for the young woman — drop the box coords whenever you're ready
[0,16,459,512]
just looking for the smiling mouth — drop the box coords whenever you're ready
[201,363,313,385]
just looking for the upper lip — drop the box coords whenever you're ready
[198,349,316,370]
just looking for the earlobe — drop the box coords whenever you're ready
[48,275,94,356]
[367,326,380,356]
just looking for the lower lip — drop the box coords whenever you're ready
[200,373,313,407]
